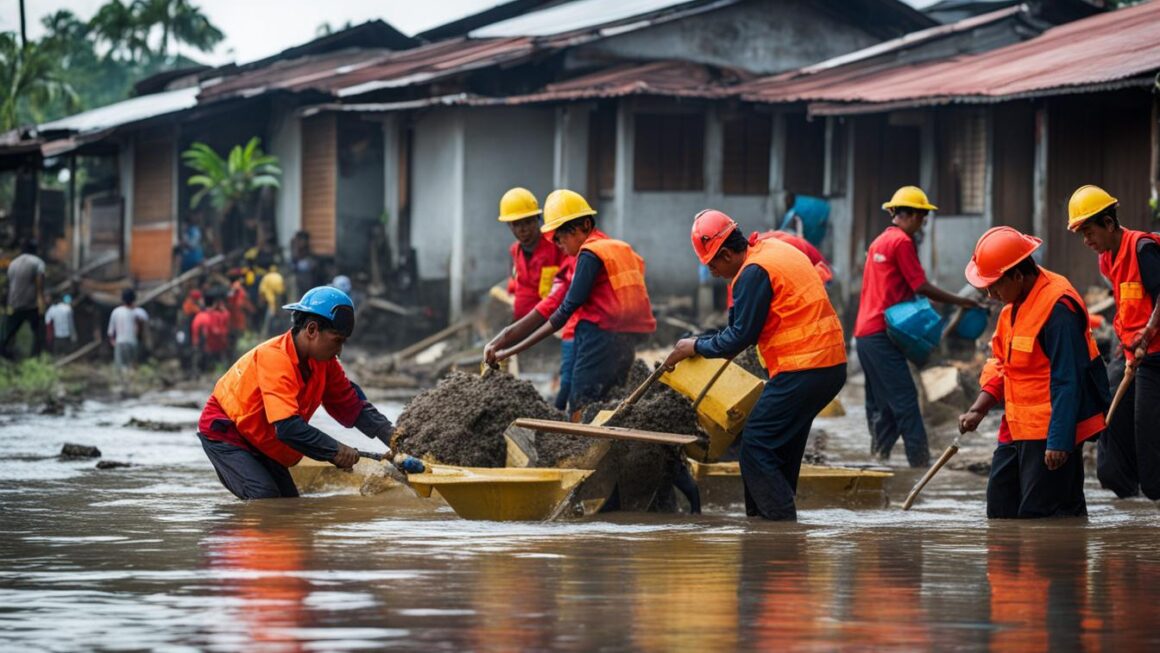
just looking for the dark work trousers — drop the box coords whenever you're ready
[987,439,1088,519]
[740,363,847,520]
[199,433,300,500]
[856,332,930,467]
[568,320,637,413]
[1,307,44,358]
[1097,356,1160,500]
[555,338,576,411]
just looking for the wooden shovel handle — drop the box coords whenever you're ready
[607,364,668,422]
[901,442,960,510]
[1106,362,1137,424]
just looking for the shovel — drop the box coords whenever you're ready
[1106,361,1137,424]
[901,438,960,510]
[357,449,426,484]
[503,362,677,468]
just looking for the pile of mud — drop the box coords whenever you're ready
[580,360,705,511]
[733,347,766,378]
[392,371,565,467]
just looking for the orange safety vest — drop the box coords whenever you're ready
[984,268,1105,443]
[211,332,344,467]
[1099,229,1160,362]
[732,238,846,378]
[575,235,657,334]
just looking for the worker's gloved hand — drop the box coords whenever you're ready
[958,409,985,435]
[663,338,697,371]
[1044,449,1069,471]
[332,443,359,470]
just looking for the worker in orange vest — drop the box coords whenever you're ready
[855,186,982,467]
[752,230,833,284]
[1068,184,1160,500]
[958,227,1110,518]
[498,187,566,320]
[664,210,847,520]
[197,287,396,499]
[485,189,656,412]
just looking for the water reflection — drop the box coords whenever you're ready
[207,526,309,652]
[7,394,1160,650]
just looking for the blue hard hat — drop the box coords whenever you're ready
[283,286,355,336]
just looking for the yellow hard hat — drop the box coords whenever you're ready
[882,186,938,212]
[1067,184,1118,231]
[497,187,542,222]
[541,189,596,233]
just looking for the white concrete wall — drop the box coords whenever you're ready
[462,106,556,296]
[571,0,883,75]
[411,109,463,286]
[268,104,301,255]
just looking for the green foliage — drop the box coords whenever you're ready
[1,1,225,130]
[183,137,282,214]
[0,32,81,130]
[0,356,60,398]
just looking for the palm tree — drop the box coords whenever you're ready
[132,0,223,60]
[0,32,79,130]
[90,0,147,61]
[184,137,281,252]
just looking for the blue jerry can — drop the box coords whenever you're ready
[884,297,946,365]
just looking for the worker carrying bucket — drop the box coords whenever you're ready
[663,210,847,521]
[196,286,399,500]
[958,227,1110,518]
[485,189,656,413]
[1067,184,1160,501]
[854,186,982,467]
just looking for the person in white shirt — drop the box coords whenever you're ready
[108,288,147,376]
[44,294,76,355]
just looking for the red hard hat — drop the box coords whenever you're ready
[190,290,202,299]
[691,209,738,265]
[965,226,1041,288]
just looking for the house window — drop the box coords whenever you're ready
[936,109,987,215]
[784,113,825,197]
[722,112,771,195]
[633,112,704,192]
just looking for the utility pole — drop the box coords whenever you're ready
[19,0,28,49]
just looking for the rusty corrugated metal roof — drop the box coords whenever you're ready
[740,0,1160,111]
[497,60,750,104]
[198,38,536,102]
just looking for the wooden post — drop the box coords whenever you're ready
[1151,93,1159,221]
[1032,104,1049,261]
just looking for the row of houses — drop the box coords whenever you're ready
[2,0,1157,327]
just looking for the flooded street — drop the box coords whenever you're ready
[3,388,1160,651]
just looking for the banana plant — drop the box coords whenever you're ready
[183,136,281,253]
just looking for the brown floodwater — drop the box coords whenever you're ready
[2,386,1160,651]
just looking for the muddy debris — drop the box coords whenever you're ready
[95,460,133,470]
[125,417,189,432]
[392,370,566,467]
[733,347,766,378]
[579,359,706,512]
[803,428,829,465]
[60,443,101,458]
[40,397,66,416]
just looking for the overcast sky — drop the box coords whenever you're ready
[2,0,939,67]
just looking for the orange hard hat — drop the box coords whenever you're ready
[965,226,1041,288]
[691,209,738,264]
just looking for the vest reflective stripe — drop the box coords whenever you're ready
[993,268,1104,443]
[1099,229,1160,362]
[733,239,846,378]
[576,236,657,334]
[212,332,330,466]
